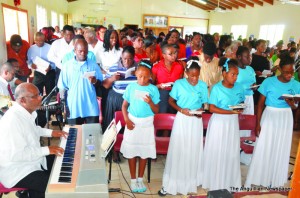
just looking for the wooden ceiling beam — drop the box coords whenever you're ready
[220,0,240,9]
[262,0,273,5]
[207,0,233,9]
[181,0,214,11]
[226,0,246,8]
[249,0,264,6]
[237,0,254,7]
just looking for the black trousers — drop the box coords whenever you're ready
[68,116,99,125]
[32,70,56,96]
[13,155,54,198]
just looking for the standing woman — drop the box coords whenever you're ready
[144,35,160,64]
[131,32,148,63]
[158,60,208,196]
[160,29,186,60]
[246,54,300,188]
[236,46,256,115]
[203,58,245,191]
[186,32,202,59]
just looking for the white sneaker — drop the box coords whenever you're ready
[137,180,147,192]
[130,182,139,193]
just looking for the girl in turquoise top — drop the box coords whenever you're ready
[120,60,160,193]
[246,53,300,188]
[159,60,208,196]
[236,46,256,115]
[203,58,245,191]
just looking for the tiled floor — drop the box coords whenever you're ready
[3,129,299,198]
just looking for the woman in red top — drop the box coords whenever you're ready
[152,44,184,114]
[131,32,148,63]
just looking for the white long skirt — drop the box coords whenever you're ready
[162,112,204,195]
[120,114,156,159]
[245,107,293,187]
[203,114,241,191]
[240,95,254,137]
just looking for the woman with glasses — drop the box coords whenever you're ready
[246,53,300,188]
[131,32,147,63]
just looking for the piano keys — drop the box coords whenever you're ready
[46,123,108,198]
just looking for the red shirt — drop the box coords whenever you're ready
[152,60,184,88]
[158,43,186,60]
[134,49,148,63]
[6,40,30,77]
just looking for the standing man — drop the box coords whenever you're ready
[58,39,103,125]
[84,29,104,64]
[6,34,30,82]
[0,83,67,198]
[47,25,75,83]
[27,32,56,96]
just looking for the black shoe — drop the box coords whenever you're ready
[158,188,167,196]
[16,190,29,198]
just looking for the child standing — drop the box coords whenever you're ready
[158,60,208,196]
[245,54,300,188]
[236,46,256,115]
[120,60,160,192]
[203,58,245,191]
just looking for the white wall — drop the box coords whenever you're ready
[209,1,300,46]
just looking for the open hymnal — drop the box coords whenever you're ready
[228,103,247,111]
[161,82,174,88]
[33,56,50,75]
[117,67,136,79]
[189,110,204,115]
[259,70,272,78]
[134,90,149,100]
[249,84,260,89]
[82,71,96,79]
[101,120,122,157]
[278,94,300,101]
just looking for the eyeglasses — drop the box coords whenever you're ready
[23,94,41,99]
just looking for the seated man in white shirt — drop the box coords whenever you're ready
[0,83,68,198]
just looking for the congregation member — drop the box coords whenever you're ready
[7,58,23,94]
[144,35,160,64]
[53,25,61,38]
[159,60,208,196]
[58,39,102,125]
[224,40,242,59]
[198,42,222,93]
[246,54,300,188]
[27,32,56,96]
[121,60,159,193]
[47,25,75,82]
[131,32,148,63]
[203,58,245,191]
[0,62,16,100]
[6,34,30,82]
[84,29,104,64]
[152,44,184,114]
[160,29,186,60]
[236,46,256,115]
[216,35,232,58]
[96,25,106,42]
[40,27,59,45]
[186,32,202,59]
[0,83,67,198]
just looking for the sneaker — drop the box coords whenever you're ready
[137,180,147,192]
[130,182,139,193]
[158,187,167,196]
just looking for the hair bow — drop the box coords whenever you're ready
[186,60,201,69]
[139,61,152,69]
[223,58,230,72]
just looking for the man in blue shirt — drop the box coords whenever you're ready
[27,32,56,96]
[58,39,103,125]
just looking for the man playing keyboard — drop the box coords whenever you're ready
[0,83,68,198]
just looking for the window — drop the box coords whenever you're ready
[259,25,284,47]
[2,4,29,42]
[210,25,222,35]
[230,25,247,40]
[59,14,64,29]
[36,4,47,31]
[51,11,58,27]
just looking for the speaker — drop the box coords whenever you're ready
[207,189,233,198]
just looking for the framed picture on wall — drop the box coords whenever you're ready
[143,15,168,28]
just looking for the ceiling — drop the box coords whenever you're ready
[181,0,274,11]
[66,0,275,11]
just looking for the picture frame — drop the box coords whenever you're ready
[143,15,168,28]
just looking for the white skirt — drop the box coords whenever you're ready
[120,114,156,159]
[243,95,254,115]
[203,114,241,191]
[245,107,293,187]
[162,112,204,195]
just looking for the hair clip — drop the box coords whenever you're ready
[223,58,230,72]
[139,61,152,69]
[186,60,201,69]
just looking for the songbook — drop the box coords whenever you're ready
[259,70,272,78]
[249,84,260,89]
[134,90,149,100]
[278,94,300,101]
[82,71,96,79]
[117,67,136,79]
[161,82,174,88]
[101,120,122,157]
[189,110,204,115]
[33,56,50,75]
[228,103,247,111]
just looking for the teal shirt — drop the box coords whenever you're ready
[170,78,208,110]
[209,81,245,110]
[259,76,300,108]
[123,82,160,118]
[236,66,256,96]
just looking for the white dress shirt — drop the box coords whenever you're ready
[88,40,104,64]
[47,38,74,69]
[0,76,9,97]
[99,47,123,70]
[0,103,52,188]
